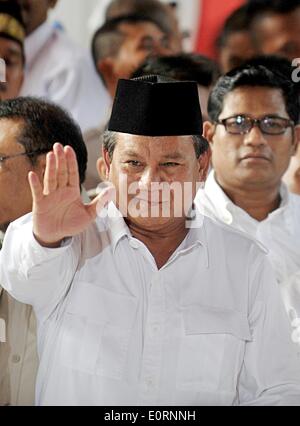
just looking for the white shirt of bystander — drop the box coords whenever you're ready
[20,21,111,133]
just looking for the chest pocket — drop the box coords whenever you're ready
[58,282,137,380]
[177,305,252,392]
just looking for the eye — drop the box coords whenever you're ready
[125,160,142,167]
[161,162,180,167]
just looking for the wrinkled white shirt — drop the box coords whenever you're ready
[195,172,300,330]
[1,205,300,406]
[20,21,111,133]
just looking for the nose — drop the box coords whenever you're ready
[138,167,161,191]
[243,125,268,147]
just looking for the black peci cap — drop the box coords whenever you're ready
[108,75,203,137]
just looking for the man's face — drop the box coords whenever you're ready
[112,22,173,81]
[205,87,299,191]
[0,118,45,231]
[219,31,257,73]
[0,38,23,100]
[17,0,57,35]
[253,9,300,60]
[104,133,210,231]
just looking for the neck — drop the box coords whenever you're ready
[216,178,281,222]
[126,218,189,269]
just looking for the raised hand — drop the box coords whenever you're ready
[28,143,114,247]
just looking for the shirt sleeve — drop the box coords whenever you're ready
[238,245,300,405]
[0,213,81,321]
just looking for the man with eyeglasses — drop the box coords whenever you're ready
[0,97,87,405]
[196,58,300,341]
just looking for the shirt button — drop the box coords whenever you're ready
[129,239,139,249]
[11,355,21,364]
[145,377,155,391]
[152,324,160,333]
[222,212,233,225]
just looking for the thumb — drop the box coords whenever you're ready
[86,186,116,218]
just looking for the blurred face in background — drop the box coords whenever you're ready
[0,38,24,100]
[99,21,173,97]
[17,0,58,35]
[218,31,256,73]
[252,8,300,60]
[0,118,45,231]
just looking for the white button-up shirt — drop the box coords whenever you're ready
[195,172,300,329]
[1,205,300,406]
[20,21,111,133]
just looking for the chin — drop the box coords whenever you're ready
[127,215,177,230]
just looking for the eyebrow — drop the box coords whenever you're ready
[5,48,23,58]
[161,153,185,160]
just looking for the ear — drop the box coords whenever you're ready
[292,125,300,156]
[98,58,116,98]
[34,154,47,182]
[98,147,111,180]
[96,157,108,181]
[203,121,216,147]
[197,143,211,182]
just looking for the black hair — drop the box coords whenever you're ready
[248,0,300,15]
[131,53,220,88]
[208,56,300,123]
[105,0,175,35]
[0,97,87,184]
[91,13,166,84]
[247,0,300,45]
[216,4,254,50]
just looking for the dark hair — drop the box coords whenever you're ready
[0,97,87,184]
[105,0,176,35]
[103,130,209,160]
[91,14,165,84]
[248,0,300,15]
[216,4,254,50]
[131,53,220,88]
[208,57,300,123]
[248,0,300,45]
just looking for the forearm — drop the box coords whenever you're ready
[0,214,80,314]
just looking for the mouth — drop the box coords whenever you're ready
[240,154,270,162]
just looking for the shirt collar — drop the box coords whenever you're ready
[25,21,54,68]
[98,202,131,252]
[205,170,291,223]
[98,202,208,261]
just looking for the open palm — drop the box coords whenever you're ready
[29,143,114,247]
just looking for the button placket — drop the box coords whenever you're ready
[140,273,165,402]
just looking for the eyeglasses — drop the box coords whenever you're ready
[0,149,49,166]
[216,115,295,135]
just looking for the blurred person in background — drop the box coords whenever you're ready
[105,0,183,53]
[196,58,300,343]
[0,0,24,101]
[248,0,300,195]
[215,4,257,74]
[84,14,175,191]
[0,97,87,406]
[16,0,110,134]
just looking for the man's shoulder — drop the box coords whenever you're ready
[201,214,268,255]
[289,191,300,207]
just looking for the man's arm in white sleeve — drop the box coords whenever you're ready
[0,213,81,318]
[238,246,300,405]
